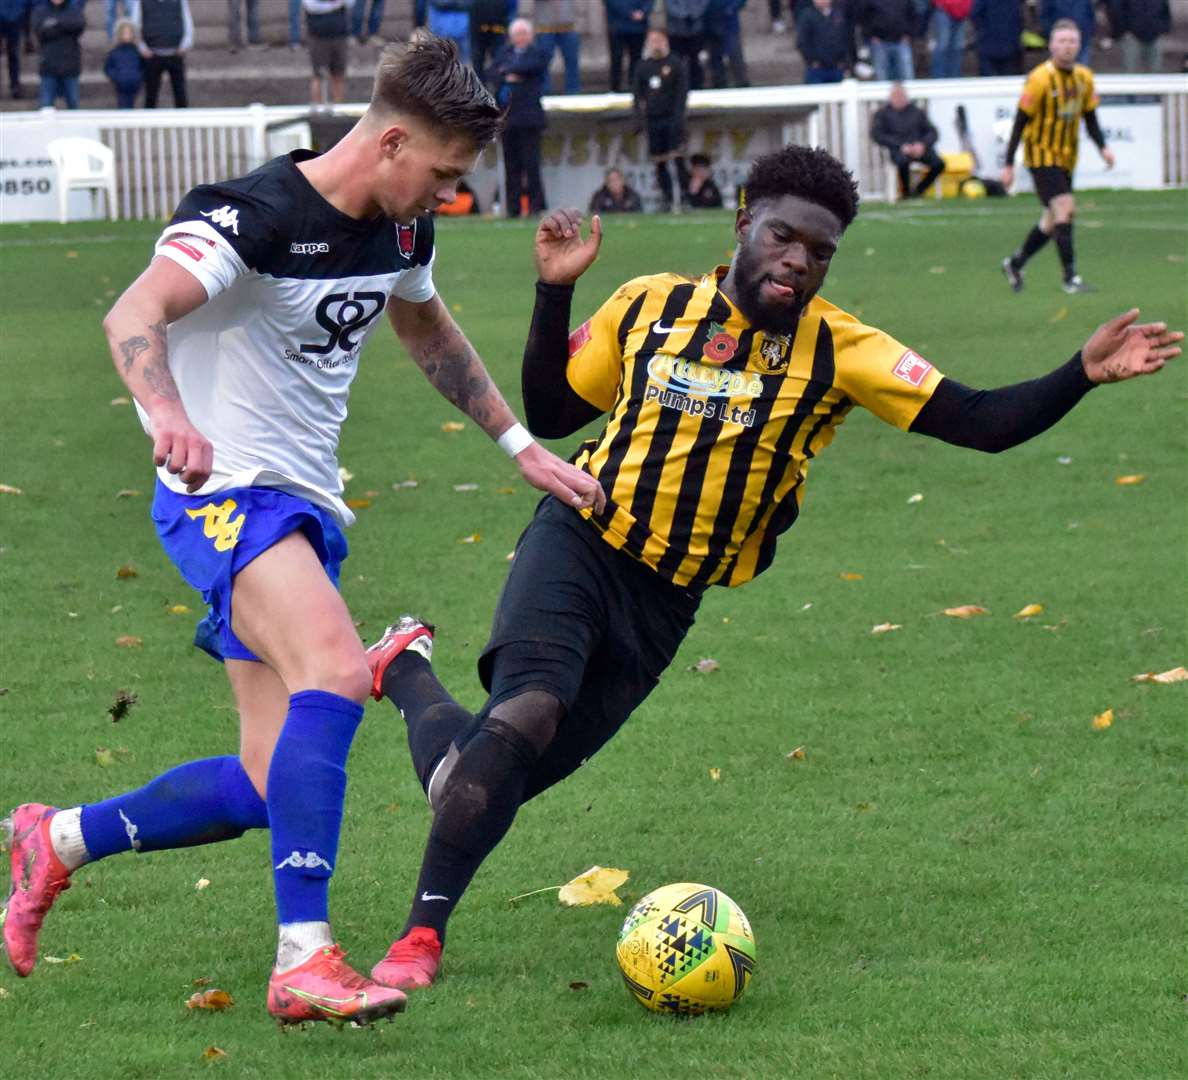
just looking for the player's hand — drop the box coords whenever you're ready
[149,404,213,492]
[1081,309,1183,384]
[513,441,606,514]
[1000,165,1015,190]
[1102,147,1116,169]
[534,208,603,286]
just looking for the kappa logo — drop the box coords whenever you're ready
[118,809,141,852]
[200,205,240,235]
[290,241,329,255]
[892,349,933,387]
[275,850,333,872]
[185,498,245,552]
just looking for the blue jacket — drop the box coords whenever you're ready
[604,0,654,36]
[0,0,31,22]
[706,0,747,35]
[1039,0,1095,42]
[104,41,144,87]
[971,0,1022,59]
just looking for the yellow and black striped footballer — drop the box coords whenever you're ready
[1019,59,1100,171]
[565,267,945,589]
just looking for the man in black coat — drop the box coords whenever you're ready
[34,0,84,108]
[632,28,690,211]
[1106,0,1170,72]
[796,0,854,83]
[492,17,549,217]
[870,82,945,198]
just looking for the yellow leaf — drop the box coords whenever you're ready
[364,490,380,498]
[65,250,78,258]
[116,564,138,579]
[505,551,515,561]
[345,498,372,509]
[1115,474,1145,485]
[558,865,630,907]
[115,634,143,648]
[0,987,9,999]
[0,484,23,495]
[1048,306,1069,323]
[42,953,82,965]
[840,572,864,581]
[202,1047,228,1062]
[441,421,466,433]
[497,486,516,495]
[1091,708,1113,731]
[110,396,130,406]
[169,604,191,615]
[337,466,354,484]
[94,747,116,767]
[871,622,902,634]
[115,489,142,499]
[453,483,480,492]
[1131,666,1188,685]
[785,746,807,761]
[943,605,989,618]
[186,989,234,1011]
[906,493,924,504]
[708,767,721,781]
[195,878,211,890]
[458,533,481,544]
[1014,603,1044,619]
[928,265,946,274]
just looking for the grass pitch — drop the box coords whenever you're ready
[1,190,1186,1079]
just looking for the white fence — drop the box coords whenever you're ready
[1,74,1185,223]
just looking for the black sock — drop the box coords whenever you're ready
[381,653,474,791]
[401,718,538,941]
[1014,225,1050,267]
[1053,222,1075,279]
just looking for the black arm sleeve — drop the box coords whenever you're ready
[1004,107,1029,165]
[909,353,1096,453]
[521,281,605,439]
[1083,109,1106,151]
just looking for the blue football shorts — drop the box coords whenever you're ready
[151,481,348,663]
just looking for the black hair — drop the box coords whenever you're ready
[370,35,503,150]
[742,144,859,229]
[689,153,712,168]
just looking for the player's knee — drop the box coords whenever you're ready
[487,690,565,757]
[297,653,372,704]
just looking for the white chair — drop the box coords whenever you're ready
[46,137,117,224]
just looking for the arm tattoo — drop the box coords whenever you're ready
[117,319,177,398]
[118,335,151,373]
[142,360,181,401]
[412,327,497,427]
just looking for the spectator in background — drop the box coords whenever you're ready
[686,152,724,206]
[970,0,1022,75]
[103,0,135,42]
[471,0,514,86]
[589,166,643,212]
[1039,0,1094,65]
[534,0,581,94]
[856,0,915,80]
[428,0,470,64]
[34,0,83,107]
[0,0,30,99]
[304,0,349,105]
[706,0,750,87]
[138,0,193,108]
[604,0,652,94]
[929,0,970,78]
[493,17,548,216]
[105,15,143,106]
[228,0,263,52]
[1106,0,1169,72]
[796,0,853,84]
[871,81,944,196]
[664,0,710,89]
[770,0,787,32]
[414,0,427,26]
[352,0,385,44]
[633,28,690,210]
[289,0,303,48]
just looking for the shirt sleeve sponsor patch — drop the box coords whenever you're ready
[892,349,933,387]
[568,319,592,357]
[163,234,216,261]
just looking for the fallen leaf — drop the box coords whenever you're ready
[1048,306,1068,323]
[110,604,123,614]
[801,602,813,610]
[397,479,419,488]
[558,865,629,907]
[65,250,78,258]
[840,572,864,581]
[458,533,481,544]
[441,421,466,433]
[907,493,924,504]
[107,690,138,723]
[0,987,9,999]
[785,746,807,761]
[337,467,354,484]
[1057,456,1073,465]
[345,498,372,509]
[1091,708,1113,731]
[110,396,130,406]
[94,747,117,767]
[195,878,211,890]
[497,486,516,495]
[1167,253,1186,264]
[42,953,82,964]
[364,490,380,498]
[115,635,143,648]
[853,802,876,813]
[1014,603,1044,619]
[689,657,720,674]
[169,604,191,615]
[453,483,479,492]
[192,977,213,987]
[943,605,990,618]
[202,1047,227,1062]
[871,622,902,634]
[0,484,24,495]
[115,564,138,579]
[451,303,463,313]
[186,989,234,1011]
[1115,474,1145,485]
[708,767,721,781]
[568,981,589,991]
[1131,666,1188,685]
[928,265,946,274]
[505,551,515,561]
[114,489,141,498]
[864,247,876,256]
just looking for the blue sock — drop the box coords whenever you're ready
[268,690,363,925]
[79,756,267,860]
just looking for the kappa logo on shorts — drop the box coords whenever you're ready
[185,498,246,552]
[200,205,241,236]
[892,350,933,387]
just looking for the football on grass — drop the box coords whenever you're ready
[615,882,757,1015]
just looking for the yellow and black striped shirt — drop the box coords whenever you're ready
[565,268,945,589]
[1019,60,1099,171]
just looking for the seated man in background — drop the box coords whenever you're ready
[588,167,643,213]
[870,82,945,198]
[685,153,724,207]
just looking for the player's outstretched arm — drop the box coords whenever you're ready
[102,257,212,492]
[1080,309,1181,383]
[388,294,605,513]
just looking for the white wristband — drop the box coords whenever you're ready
[497,422,535,458]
